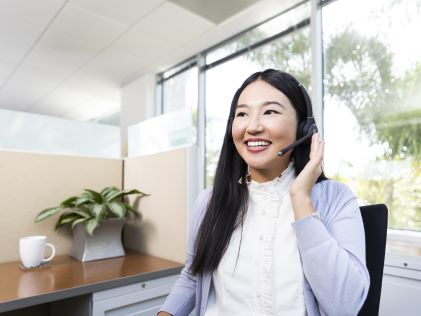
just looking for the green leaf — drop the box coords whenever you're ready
[74,196,95,207]
[84,218,99,236]
[55,213,80,230]
[90,204,107,221]
[123,189,144,195]
[71,217,88,229]
[60,196,77,208]
[104,191,124,202]
[106,189,149,202]
[101,186,118,197]
[69,210,91,219]
[83,189,102,203]
[128,208,141,219]
[126,204,141,218]
[35,207,63,222]
[103,187,121,201]
[107,201,126,218]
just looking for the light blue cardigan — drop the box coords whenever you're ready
[159,180,370,316]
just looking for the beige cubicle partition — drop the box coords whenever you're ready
[123,147,199,264]
[0,150,122,263]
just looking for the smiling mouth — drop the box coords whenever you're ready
[246,140,271,148]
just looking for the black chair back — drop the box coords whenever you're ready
[358,204,388,316]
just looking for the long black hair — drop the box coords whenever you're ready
[190,69,327,275]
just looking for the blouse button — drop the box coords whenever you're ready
[258,234,263,240]
[261,210,266,215]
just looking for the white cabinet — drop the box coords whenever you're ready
[92,274,178,316]
[379,253,421,316]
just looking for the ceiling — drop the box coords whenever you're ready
[0,0,296,122]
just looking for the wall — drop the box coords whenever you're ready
[0,150,122,262]
[123,147,199,264]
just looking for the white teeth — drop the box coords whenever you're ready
[247,140,270,147]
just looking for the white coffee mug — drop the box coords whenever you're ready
[19,236,55,268]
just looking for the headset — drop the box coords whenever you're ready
[277,74,318,157]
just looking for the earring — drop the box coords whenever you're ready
[238,166,251,185]
[246,166,251,184]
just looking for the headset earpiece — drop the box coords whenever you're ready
[296,80,317,138]
[298,119,318,139]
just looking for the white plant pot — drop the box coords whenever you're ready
[69,218,125,262]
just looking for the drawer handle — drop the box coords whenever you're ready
[141,283,146,288]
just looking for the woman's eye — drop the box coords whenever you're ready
[264,110,279,115]
[235,112,247,117]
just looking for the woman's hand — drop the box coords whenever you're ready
[289,133,324,220]
[157,312,172,316]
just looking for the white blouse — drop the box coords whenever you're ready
[204,163,306,316]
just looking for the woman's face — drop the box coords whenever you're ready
[232,80,298,182]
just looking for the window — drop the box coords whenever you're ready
[157,61,198,114]
[322,0,421,230]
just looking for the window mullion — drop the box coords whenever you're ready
[310,0,324,137]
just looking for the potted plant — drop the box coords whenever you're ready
[35,186,149,262]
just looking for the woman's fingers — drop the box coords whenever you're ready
[309,133,324,165]
[315,133,324,162]
[290,133,324,194]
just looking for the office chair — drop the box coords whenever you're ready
[357,204,388,316]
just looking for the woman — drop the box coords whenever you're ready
[158,69,369,316]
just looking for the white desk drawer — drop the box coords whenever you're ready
[92,274,179,316]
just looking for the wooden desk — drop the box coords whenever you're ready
[0,252,183,314]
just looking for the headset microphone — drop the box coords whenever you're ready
[277,75,318,157]
[278,126,317,156]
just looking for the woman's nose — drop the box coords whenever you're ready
[246,115,264,134]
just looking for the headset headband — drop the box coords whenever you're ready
[283,73,314,121]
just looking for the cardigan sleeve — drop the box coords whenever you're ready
[291,181,370,316]
[158,188,211,316]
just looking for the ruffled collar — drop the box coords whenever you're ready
[248,161,295,191]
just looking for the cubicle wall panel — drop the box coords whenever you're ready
[123,147,199,263]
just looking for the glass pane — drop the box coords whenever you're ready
[206,1,310,65]
[93,111,120,126]
[163,66,198,114]
[323,0,421,230]
[205,27,311,186]
[0,109,120,158]
[128,107,196,157]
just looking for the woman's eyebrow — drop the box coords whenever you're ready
[262,101,286,109]
[236,101,286,109]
